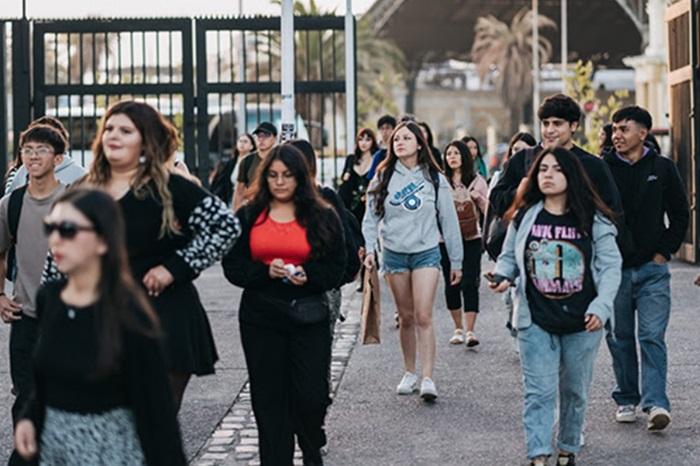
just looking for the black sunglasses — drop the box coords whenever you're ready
[43,221,96,239]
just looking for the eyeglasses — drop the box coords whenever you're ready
[20,146,55,157]
[43,221,96,239]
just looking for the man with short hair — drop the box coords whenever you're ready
[365,114,397,181]
[604,105,689,431]
[232,122,278,211]
[490,93,621,217]
[0,124,67,453]
[7,116,86,193]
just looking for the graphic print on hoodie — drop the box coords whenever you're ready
[388,179,427,211]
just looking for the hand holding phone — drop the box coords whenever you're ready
[484,272,510,292]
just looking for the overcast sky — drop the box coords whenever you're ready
[5,0,374,18]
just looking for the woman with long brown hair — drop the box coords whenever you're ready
[15,188,185,465]
[489,147,621,466]
[362,121,463,401]
[43,100,240,410]
[223,144,346,465]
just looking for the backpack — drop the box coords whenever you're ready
[7,185,28,282]
[483,147,538,260]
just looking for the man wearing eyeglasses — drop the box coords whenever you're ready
[0,124,67,463]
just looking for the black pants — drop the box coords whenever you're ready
[440,239,482,312]
[240,317,331,466]
[8,316,39,466]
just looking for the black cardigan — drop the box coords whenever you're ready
[222,204,347,327]
[22,282,186,466]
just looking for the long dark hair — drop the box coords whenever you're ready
[235,133,256,159]
[507,132,537,159]
[354,128,379,164]
[247,145,339,259]
[371,121,441,218]
[53,188,158,377]
[443,140,476,188]
[461,136,484,160]
[504,147,616,235]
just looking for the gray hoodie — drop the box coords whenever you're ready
[9,155,86,192]
[362,162,464,269]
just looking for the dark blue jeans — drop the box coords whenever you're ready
[606,261,671,411]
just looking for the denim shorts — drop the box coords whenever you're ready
[381,246,442,274]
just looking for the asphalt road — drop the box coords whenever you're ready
[324,259,700,465]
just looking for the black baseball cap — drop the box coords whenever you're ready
[253,122,278,137]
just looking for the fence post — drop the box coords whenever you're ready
[345,1,356,158]
[0,23,8,174]
[12,19,31,155]
[280,0,296,140]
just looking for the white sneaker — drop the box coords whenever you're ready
[396,372,418,395]
[449,329,465,344]
[615,404,637,423]
[647,406,671,431]
[419,377,437,402]
[465,331,480,349]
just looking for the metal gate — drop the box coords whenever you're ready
[2,15,353,185]
[31,18,195,170]
[666,0,697,262]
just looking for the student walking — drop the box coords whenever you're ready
[461,136,488,179]
[490,147,622,466]
[209,133,256,206]
[14,188,185,465]
[222,144,346,466]
[604,106,689,431]
[363,121,463,401]
[233,122,278,210]
[440,140,488,348]
[366,114,397,181]
[0,124,68,466]
[43,101,240,411]
[338,128,378,225]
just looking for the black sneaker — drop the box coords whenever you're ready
[557,452,575,465]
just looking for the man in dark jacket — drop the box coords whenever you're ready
[489,94,622,218]
[604,106,689,432]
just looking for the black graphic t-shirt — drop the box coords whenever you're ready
[524,209,596,334]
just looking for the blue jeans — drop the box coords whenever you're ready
[606,261,671,411]
[519,323,603,458]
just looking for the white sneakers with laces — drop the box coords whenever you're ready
[396,372,418,395]
[615,404,637,423]
[419,377,437,402]
[647,406,671,431]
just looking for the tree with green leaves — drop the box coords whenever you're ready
[471,8,556,134]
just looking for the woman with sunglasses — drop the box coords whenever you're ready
[43,101,240,411]
[222,144,346,466]
[15,188,185,465]
[489,148,621,466]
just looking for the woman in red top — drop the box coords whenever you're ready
[222,145,346,466]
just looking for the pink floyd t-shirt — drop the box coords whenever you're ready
[524,209,595,334]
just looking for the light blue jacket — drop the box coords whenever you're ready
[493,201,622,330]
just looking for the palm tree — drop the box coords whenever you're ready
[471,8,556,134]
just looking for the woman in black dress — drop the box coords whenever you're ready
[15,188,185,465]
[45,101,240,410]
[338,128,378,224]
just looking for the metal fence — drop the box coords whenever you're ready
[1,15,354,185]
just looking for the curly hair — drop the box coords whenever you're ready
[370,121,442,218]
[88,100,180,238]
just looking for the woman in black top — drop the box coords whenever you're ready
[418,121,443,170]
[222,145,346,466]
[44,101,240,410]
[15,188,185,466]
[338,128,378,224]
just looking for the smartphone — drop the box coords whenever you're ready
[483,272,508,285]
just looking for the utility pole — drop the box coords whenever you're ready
[532,0,541,139]
[280,0,296,141]
[345,0,356,156]
[561,0,568,90]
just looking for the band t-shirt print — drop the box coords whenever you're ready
[524,209,596,334]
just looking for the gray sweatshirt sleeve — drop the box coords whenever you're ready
[437,174,464,269]
[361,179,381,254]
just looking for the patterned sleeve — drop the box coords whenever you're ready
[163,194,241,283]
[40,252,66,285]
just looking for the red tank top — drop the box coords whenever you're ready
[249,212,312,265]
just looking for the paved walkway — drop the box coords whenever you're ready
[1,260,699,465]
